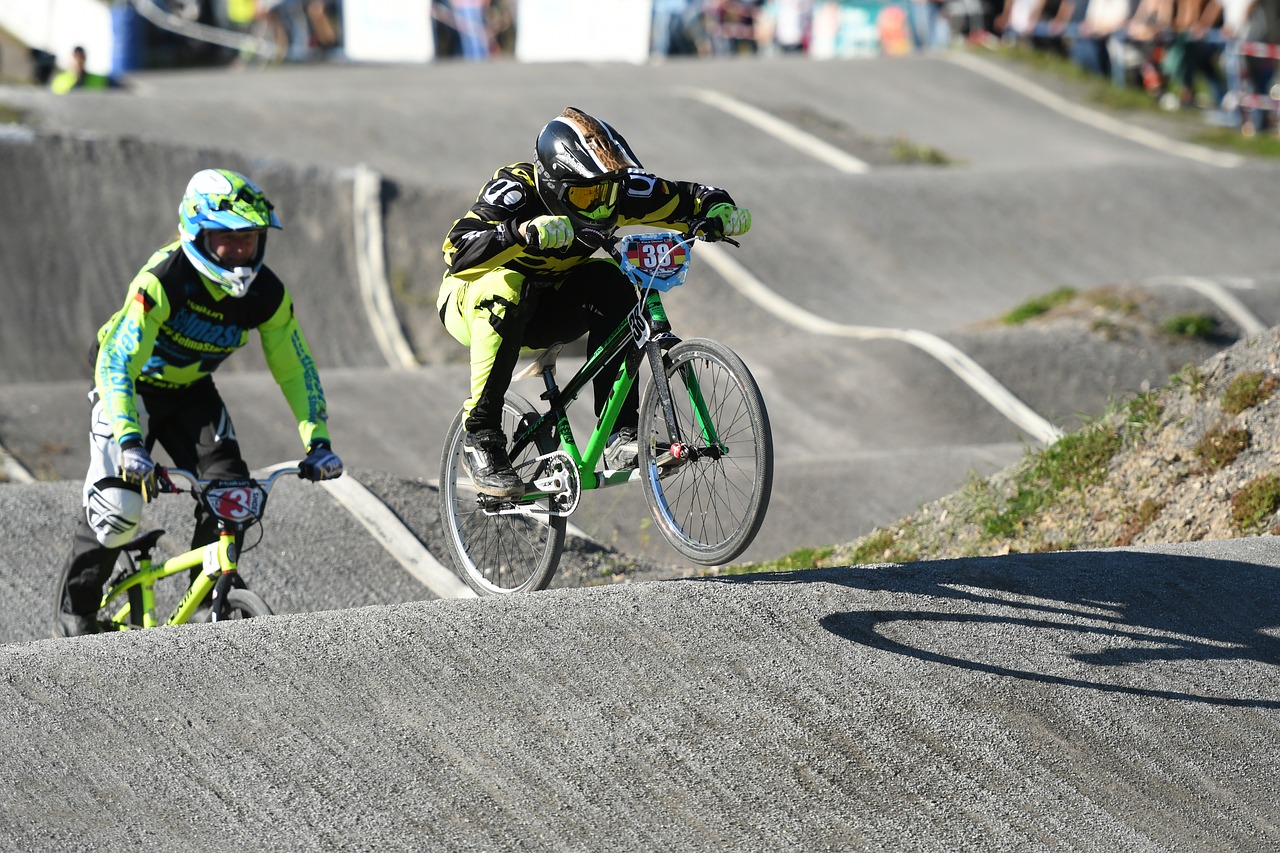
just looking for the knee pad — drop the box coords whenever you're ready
[84,482,143,548]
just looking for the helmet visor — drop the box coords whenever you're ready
[564,181,619,220]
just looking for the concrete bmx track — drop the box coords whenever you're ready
[1,53,1279,849]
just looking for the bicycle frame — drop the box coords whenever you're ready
[506,231,726,504]
[100,462,300,630]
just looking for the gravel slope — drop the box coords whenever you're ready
[2,541,1278,851]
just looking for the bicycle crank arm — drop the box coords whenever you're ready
[477,493,577,518]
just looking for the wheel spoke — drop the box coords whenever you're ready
[440,397,565,594]
[639,340,773,566]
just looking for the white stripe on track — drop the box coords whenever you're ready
[0,441,35,484]
[946,52,1244,169]
[352,163,420,370]
[1143,275,1269,337]
[697,243,1064,446]
[679,88,871,174]
[321,474,476,599]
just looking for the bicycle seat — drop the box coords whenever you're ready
[514,343,565,380]
[121,529,166,554]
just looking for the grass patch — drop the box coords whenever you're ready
[1161,313,1218,340]
[1114,498,1165,546]
[1194,423,1249,470]
[890,137,952,165]
[1002,287,1076,325]
[1222,371,1278,415]
[723,545,835,575]
[846,529,918,565]
[981,421,1124,537]
[1124,391,1163,435]
[1191,127,1280,157]
[1172,363,1206,396]
[1086,287,1140,315]
[1231,472,1280,532]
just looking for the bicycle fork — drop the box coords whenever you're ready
[170,531,246,624]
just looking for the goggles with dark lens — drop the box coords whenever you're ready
[565,181,619,217]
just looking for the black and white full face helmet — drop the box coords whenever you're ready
[534,107,642,243]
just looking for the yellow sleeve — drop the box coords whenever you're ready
[94,273,171,445]
[258,289,331,449]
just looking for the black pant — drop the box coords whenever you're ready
[58,378,249,617]
[466,259,641,435]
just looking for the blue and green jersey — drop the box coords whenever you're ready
[94,242,330,450]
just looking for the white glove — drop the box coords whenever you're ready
[523,215,574,250]
[118,443,157,501]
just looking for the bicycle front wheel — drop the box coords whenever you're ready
[639,338,773,565]
[222,588,273,620]
[439,393,566,595]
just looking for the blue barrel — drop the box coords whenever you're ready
[110,2,144,75]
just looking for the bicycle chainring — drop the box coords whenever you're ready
[530,450,581,516]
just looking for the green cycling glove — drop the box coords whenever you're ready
[706,203,752,237]
[523,215,574,250]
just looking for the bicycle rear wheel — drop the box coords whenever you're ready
[439,393,566,595]
[639,338,773,565]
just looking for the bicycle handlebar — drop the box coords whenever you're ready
[589,218,740,257]
[155,461,304,495]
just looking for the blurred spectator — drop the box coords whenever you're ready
[432,0,462,56]
[1169,0,1226,109]
[1123,0,1174,94]
[772,0,814,52]
[452,0,491,60]
[995,0,1041,40]
[433,0,515,59]
[911,0,953,49]
[50,46,115,93]
[257,0,312,61]
[1065,0,1108,75]
[489,0,516,54]
[215,0,257,30]
[654,0,701,56]
[705,0,763,54]
[305,0,340,54]
[1075,0,1138,85]
[30,48,57,86]
[1228,0,1280,133]
[1038,0,1081,55]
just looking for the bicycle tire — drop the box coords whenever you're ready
[639,337,773,565]
[439,393,566,595]
[222,588,273,620]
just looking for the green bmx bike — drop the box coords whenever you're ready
[439,225,774,596]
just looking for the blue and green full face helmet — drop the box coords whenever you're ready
[178,169,281,298]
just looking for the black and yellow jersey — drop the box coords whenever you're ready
[93,242,330,450]
[442,162,732,281]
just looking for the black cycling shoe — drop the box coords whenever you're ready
[463,429,524,498]
[53,610,102,638]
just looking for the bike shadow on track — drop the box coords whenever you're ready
[702,549,1280,710]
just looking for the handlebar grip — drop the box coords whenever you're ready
[687,218,739,247]
[522,222,541,251]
